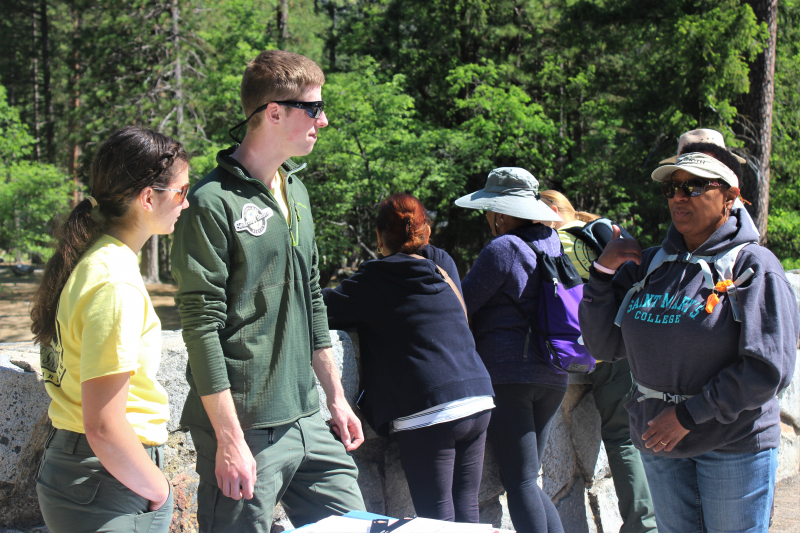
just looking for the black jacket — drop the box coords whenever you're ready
[323,245,493,435]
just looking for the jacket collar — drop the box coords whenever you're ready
[216,146,306,184]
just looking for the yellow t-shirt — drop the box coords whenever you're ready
[557,220,597,281]
[270,169,290,224]
[42,234,169,445]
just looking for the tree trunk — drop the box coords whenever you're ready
[277,0,288,47]
[158,234,172,282]
[31,3,40,161]
[140,235,160,284]
[40,0,54,162]
[738,0,778,244]
[171,0,183,137]
[68,3,81,207]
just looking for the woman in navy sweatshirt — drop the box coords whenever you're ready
[456,167,568,533]
[323,193,494,523]
[579,147,799,533]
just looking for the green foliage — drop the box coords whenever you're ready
[0,162,71,256]
[1,0,798,272]
[302,58,453,271]
[0,85,70,256]
[767,0,800,265]
[0,85,34,163]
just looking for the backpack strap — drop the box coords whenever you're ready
[614,242,757,327]
[710,242,756,322]
[614,248,674,327]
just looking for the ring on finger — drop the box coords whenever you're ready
[660,440,668,445]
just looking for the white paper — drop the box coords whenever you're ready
[302,515,372,533]
[391,518,496,533]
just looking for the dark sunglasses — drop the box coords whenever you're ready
[660,178,723,199]
[153,183,189,203]
[228,100,326,143]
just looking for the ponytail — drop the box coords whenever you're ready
[539,190,599,224]
[29,125,188,346]
[30,199,103,345]
[574,211,600,223]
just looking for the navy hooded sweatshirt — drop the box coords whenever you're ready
[322,245,493,436]
[579,210,799,458]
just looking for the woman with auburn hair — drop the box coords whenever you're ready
[30,126,189,533]
[323,193,494,523]
[539,190,658,533]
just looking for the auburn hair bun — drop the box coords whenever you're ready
[376,193,429,254]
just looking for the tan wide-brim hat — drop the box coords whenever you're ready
[652,152,739,188]
[455,167,562,223]
[659,128,747,165]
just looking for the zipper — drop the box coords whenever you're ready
[233,164,301,247]
[268,428,274,445]
[552,277,558,296]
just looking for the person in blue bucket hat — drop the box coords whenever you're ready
[457,167,567,533]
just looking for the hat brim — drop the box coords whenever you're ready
[455,190,562,222]
[660,154,746,165]
[651,164,730,183]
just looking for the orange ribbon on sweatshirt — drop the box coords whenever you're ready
[705,279,734,314]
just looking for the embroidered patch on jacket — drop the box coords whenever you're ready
[234,203,273,236]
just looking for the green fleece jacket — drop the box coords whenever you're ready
[172,147,330,430]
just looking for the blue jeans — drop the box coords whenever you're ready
[640,447,777,533]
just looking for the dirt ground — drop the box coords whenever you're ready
[773,474,800,532]
[0,266,181,343]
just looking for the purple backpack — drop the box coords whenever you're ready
[505,241,596,374]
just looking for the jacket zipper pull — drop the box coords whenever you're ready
[553,278,558,296]
[268,428,274,445]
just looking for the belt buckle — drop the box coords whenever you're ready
[663,392,682,404]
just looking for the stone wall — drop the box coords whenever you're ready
[1,271,798,532]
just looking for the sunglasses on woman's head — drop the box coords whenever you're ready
[153,183,189,203]
[660,178,723,199]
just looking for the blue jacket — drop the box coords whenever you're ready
[323,245,493,435]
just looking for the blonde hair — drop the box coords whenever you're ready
[539,190,600,224]
[240,50,325,129]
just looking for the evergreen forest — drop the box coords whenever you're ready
[2,0,799,283]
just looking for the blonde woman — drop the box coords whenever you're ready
[540,190,657,533]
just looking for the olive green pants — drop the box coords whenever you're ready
[36,428,174,533]
[590,359,658,533]
[190,410,365,533]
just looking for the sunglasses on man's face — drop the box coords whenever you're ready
[272,100,325,119]
[660,178,723,199]
[153,183,189,203]
[228,100,326,143]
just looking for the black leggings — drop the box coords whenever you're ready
[488,384,566,533]
[394,410,492,522]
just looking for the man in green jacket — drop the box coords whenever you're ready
[171,50,365,532]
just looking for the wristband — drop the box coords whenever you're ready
[592,261,617,275]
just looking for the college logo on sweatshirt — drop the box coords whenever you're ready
[625,292,706,324]
[234,203,273,236]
